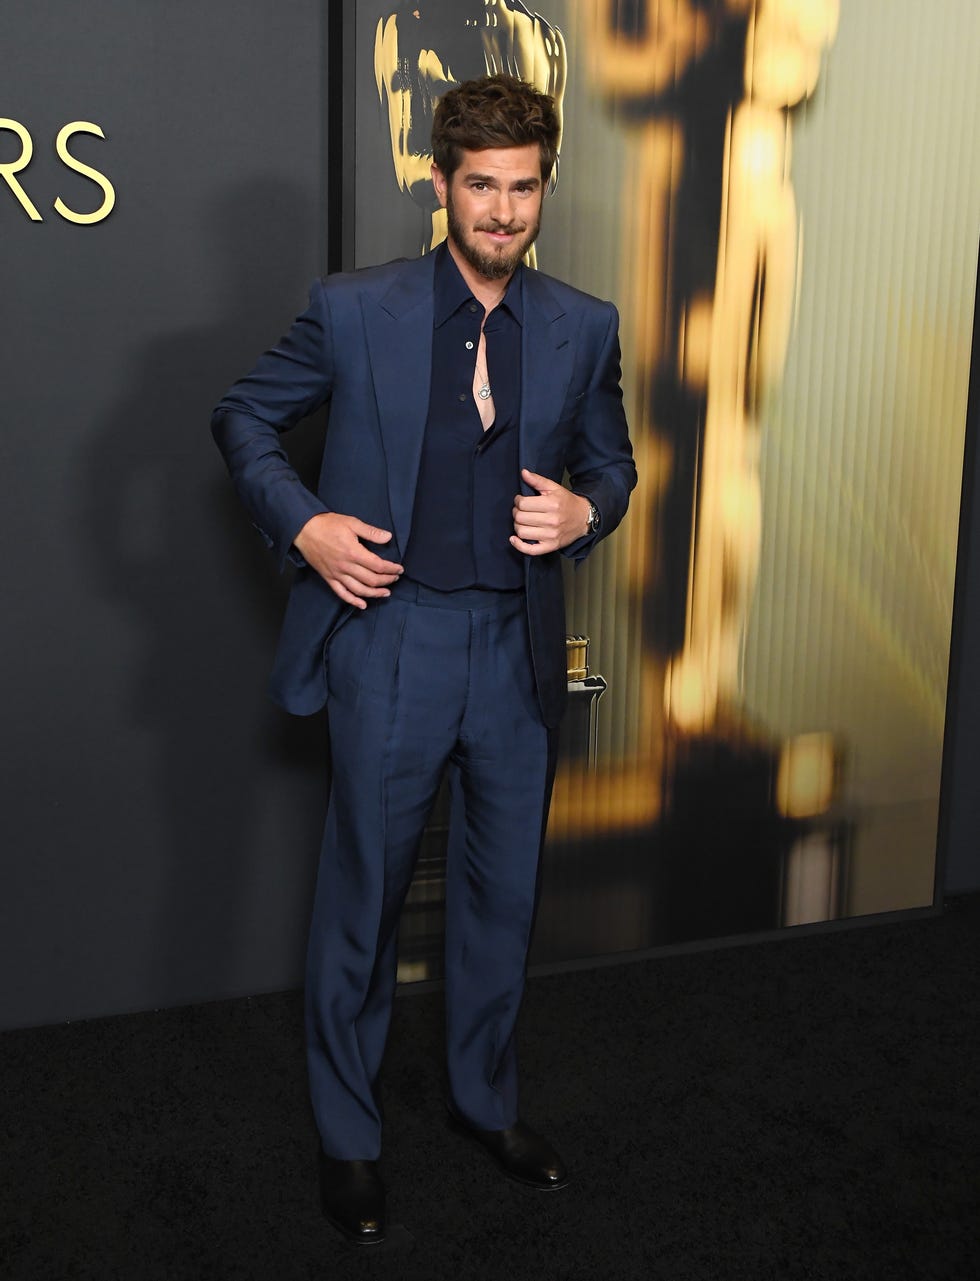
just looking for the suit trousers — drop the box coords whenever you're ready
[305,578,558,1160]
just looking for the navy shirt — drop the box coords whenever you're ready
[403,243,525,590]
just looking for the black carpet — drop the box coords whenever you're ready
[3,898,979,1281]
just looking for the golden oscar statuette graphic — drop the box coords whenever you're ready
[583,0,839,734]
[374,0,567,257]
[545,0,848,926]
[545,0,841,867]
[0,118,115,224]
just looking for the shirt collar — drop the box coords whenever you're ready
[433,240,524,328]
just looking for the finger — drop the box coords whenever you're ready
[343,553,404,579]
[343,568,399,593]
[347,546,404,575]
[341,578,392,599]
[513,508,558,530]
[340,552,402,582]
[521,468,558,494]
[510,534,557,556]
[347,567,402,588]
[347,517,394,544]
[513,527,553,547]
[513,495,559,513]
[513,516,560,541]
[327,578,368,609]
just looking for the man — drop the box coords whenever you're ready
[212,75,635,1245]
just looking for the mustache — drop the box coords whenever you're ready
[474,222,528,236]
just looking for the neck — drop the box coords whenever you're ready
[445,238,512,313]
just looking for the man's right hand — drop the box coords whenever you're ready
[293,513,403,609]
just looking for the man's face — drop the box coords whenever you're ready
[431,145,544,281]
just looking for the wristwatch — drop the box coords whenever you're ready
[586,500,601,535]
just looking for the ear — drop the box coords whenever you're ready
[430,162,449,210]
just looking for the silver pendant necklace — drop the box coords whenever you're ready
[475,315,497,401]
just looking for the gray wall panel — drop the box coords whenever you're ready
[2,0,329,1029]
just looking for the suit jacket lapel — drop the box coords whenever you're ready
[362,255,436,557]
[520,269,575,486]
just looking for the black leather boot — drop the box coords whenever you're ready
[449,1113,569,1190]
[318,1150,386,1244]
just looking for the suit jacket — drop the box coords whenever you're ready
[211,252,636,728]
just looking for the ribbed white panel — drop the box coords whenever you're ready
[738,0,980,911]
[743,0,980,781]
[535,0,979,914]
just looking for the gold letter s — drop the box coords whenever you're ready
[54,122,116,224]
[0,119,43,221]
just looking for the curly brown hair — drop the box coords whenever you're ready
[431,74,560,183]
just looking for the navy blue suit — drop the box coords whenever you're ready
[213,252,635,1157]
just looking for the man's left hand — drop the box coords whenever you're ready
[511,469,593,556]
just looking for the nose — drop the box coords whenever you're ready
[488,188,516,226]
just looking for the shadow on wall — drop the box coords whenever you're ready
[81,179,329,1007]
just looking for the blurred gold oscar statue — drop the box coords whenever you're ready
[584,0,839,734]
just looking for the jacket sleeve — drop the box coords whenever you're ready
[562,301,637,563]
[210,280,333,572]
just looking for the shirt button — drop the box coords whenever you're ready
[468,304,478,313]
[458,393,467,402]
[465,340,474,350]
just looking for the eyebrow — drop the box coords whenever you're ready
[462,172,542,186]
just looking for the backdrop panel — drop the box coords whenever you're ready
[1,0,329,1030]
[3,1,979,1032]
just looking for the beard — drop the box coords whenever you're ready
[445,190,541,281]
